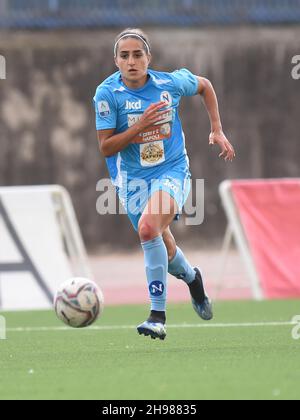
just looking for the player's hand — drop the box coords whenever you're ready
[137,102,167,130]
[209,131,236,162]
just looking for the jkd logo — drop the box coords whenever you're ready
[125,100,142,110]
[163,178,179,194]
[0,55,6,80]
[149,281,164,297]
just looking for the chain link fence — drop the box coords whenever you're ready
[0,0,300,28]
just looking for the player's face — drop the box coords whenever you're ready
[115,38,151,88]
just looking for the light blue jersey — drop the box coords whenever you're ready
[94,68,198,231]
[94,68,198,186]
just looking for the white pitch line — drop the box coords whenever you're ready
[5,321,297,333]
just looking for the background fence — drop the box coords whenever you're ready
[0,0,300,29]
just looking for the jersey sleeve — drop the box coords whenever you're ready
[170,68,199,97]
[93,87,117,130]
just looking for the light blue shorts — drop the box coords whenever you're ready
[116,167,191,232]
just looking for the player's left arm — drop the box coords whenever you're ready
[196,76,236,162]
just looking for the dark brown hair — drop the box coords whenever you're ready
[114,28,151,57]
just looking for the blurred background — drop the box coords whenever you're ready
[0,0,299,303]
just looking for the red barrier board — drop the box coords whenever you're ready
[231,179,300,298]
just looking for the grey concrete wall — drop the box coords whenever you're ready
[0,27,299,250]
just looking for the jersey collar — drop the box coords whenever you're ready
[114,71,153,93]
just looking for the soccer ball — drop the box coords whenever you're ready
[54,278,104,328]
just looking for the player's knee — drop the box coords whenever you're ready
[138,219,159,242]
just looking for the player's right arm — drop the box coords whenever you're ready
[97,102,166,158]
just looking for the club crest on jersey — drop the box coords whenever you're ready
[160,91,172,107]
[149,281,164,297]
[98,101,110,117]
[125,100,142,111]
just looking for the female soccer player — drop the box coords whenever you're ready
[94,29,235,340]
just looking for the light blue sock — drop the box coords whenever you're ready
[141,236,168,312]
[168,246,196,285]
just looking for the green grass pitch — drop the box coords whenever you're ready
[0,300,300,400]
